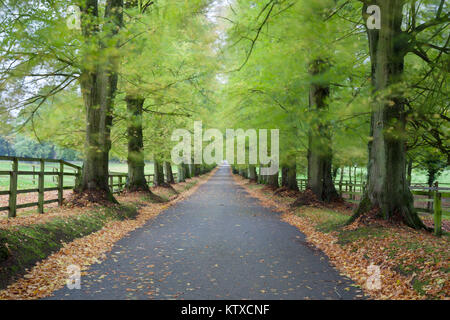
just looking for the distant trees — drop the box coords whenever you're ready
[0,135,81,160]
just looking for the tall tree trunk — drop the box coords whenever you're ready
[282,164,298,191]
[248,165,257,182]
[332,166,339,181]
[307,60,339,202]
[281,167,288,187]
[348,165,353,200]
[178,163,185,183]
[153,160,165,187]
[183,163,191,179]
[189,163,195,178]
[258,165,266,184]
[77,0,123,203]
[125,96,150,192]
[352,1,425,229]
[164,162,175,184]
[267,170,279,189]
[287,163,299,191]
[426,167,437,213]
[195,164,201,176]
[406,158,413,186]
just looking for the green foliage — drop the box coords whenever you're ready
[0,0,447,184]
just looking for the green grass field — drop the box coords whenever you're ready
[0,161,77,191]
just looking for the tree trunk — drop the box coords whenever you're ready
[406,158,413,186]
[258,165,265,184]
[352,1,425,229]
[125,96,150,192]
[164,162,175,184]
[281,167,288,187]
[183,163,191,179]
[248,165,257,181]
[282,164,298,191]
[426,167,437,212]
[307,59,339,202]
[178,163,185,183]
[287,164,299,191]
[195,164,201,176]
[348,165,353,200]
[77,0,123,203]
[153,160,165,187]
[332,167,339,181]
[267,171,279,189]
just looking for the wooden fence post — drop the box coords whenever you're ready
[109,176,114,193]
[119,176,123,191]
[434,182,442,237]
[38,159,44,214]
[75,167,81,189]
[8,157,18,218]
[58,160,64,206]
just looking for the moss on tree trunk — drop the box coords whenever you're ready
[351,1,426,229]
[125,96,151,192]
[306,59,338,202]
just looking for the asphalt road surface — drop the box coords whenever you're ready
[49,165,362,300]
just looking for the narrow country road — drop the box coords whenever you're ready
[49,165,362,300]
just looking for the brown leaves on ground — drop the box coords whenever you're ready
[273,187,300,198]
[0,206,86,230]
[290,189,323,207]
[233,174,449,300]
[0,190,74,220]
[65,189,118,208]
[422,218,450,233]
[0,169,217,300]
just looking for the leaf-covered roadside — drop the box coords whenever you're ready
[0,170,216,300]
[233,175,449,300]
[0,204,138,290]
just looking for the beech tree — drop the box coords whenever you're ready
[352,0,449,229]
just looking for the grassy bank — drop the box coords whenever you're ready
[0,204,138,289]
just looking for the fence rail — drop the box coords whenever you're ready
[294,178,448,236]
[0,157,81,218]
[0,157,177,218]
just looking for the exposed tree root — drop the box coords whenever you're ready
[290,189,352,213]
[349,194,432,231]
[124,183,151,193]
[261,184,279,192]
[153,183,179,194]
[120,190,166,204]
[65,189,119,208]
[273,187,301,198]
[290,189,323,208]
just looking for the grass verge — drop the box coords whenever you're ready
[0,204,138,290]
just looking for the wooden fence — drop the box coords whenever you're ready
[295,178,449,236]
[0,156,81,218]
[0,156,177,218]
